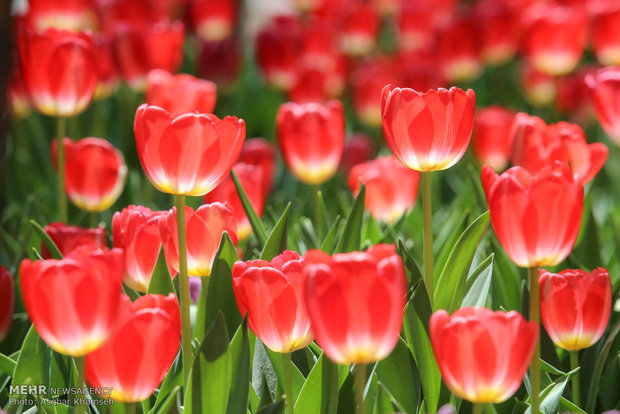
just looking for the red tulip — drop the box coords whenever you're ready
[114,20,185,91]
[134,104,246,196]
[232,251,313,352]
[255,16,302,91]
[17,27,97,117]
[397,50,446,92]
[85,293,181,402]
[113,206,168,292]
[303,244,406,364]
[19,247,123,356]
[93,32,120,99]
[397,4,435,53]
[197,37,242,89]
[591,7,620,66]
[381,85,476,172]
[41,222,107,259]
[555,66,597,124]
[237,138,276,196]
[146,69,217,117]
[288,64,346,104]
[339,133,375,176]
[0,267,14,342]
[338,5,379,57]
[203,163,265,241]
[510,113,607,185]
[52,137,127,212]
[521,3,588,76]
[473,106,516,172]
[351,60,397,126]
[277,100,345,184]
[430,307,538,403]
[189,0,236,42]
[348,155,420,224]
[159,203,238,277]
[370,0,400,16]
[520,62,557,107]
[436,17,482,83]
[481,162,583,268]
[539,268,612,350]
[25,0,98,32]
[586,67,620,145]
[475,3,519,66]
[8,59,31,119]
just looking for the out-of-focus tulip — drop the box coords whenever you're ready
[146,69,217,117]
[232,251,313,352]
[189,0,236,42]
[430,307,538,403]
[521,63,557,107]
[18,27,97,117]
[587,67,620,145]
[8,60,31,119]
[510,113,607,184]
[371,0,400,16]
[203,163,265,241]
[339,5,379,57]
[197,36,242,89]
[339,133,375,176]
[277,100,344,185]
[436,17,482,83]
[159,203,238,277]
[288,65,344,104]
[134,104,246,196]
[473,106,516,172]
[591,7,620,66]
[481,162,583,268]
[539,268,612,351]
[19,247,123,356]
[521,3,588,76]
[555,66,597,124]
[381,85,476,172]
[303,244,406,364]
[0,267,15,342]
[255,16,302,91]
[397,50,446,92]
[475,3,520,65]
[93,32,120,99]
[113,206,168,292]
[26,0,98,32]
[42,222,107,259]
[237,138,276,196]
[397,4,435,53]
[351,60,397,126]
[348,155,420,224]
[95,0,179,30]
[85,293,180,402]
[114,20,185,91]
[294,0,324,13]
[52,137,127,212]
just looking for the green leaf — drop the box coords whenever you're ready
[231,169,268,246]
[320,356,339,414]
[335,185,365,253]
[572,208,601,270]
[586,318,620,413]
[319,216,341,253]
[263,346,305,399]
[315,190,330,242]
[256,400,285,414]
[295,353,339,414]
[397,239,423,287]
[150,385,181,414]
[226,319,251,414]
[0,353,16,376]
[196,233,240,341]
[434,211,490,312]
[29,219,62,259]
[374,338,420,413]
[11,325,51,399]
[373,383,397,414]
[146,247,176,296]
[184,312,232,414]
[461,254,494,308]
[526,368,578,414]
[252,340,278,403]
[260,202,291,261]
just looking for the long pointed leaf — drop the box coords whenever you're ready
[335,185,365,253]
[231,170,268,246]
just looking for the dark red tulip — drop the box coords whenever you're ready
[197,36,242,89]
[42,222,107,259]
[146,69,217,117]
[237,138,276,196]
[0,267,14,342]
[339,133,375,176]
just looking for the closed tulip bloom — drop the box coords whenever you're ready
[382,85,476,172]
[397,4,435,53]
[159,203,238,277]
[339,5,379,57]
[430,307,538,403]
[19,247,123,356]
[233,251,313,352]
[539,268,612,351]
[348,156,420,224]
[256,16,302,91]
[351,60,397,127]
[586,67,620,145]
[52,137,127,212]
[303,244,407,364]
[93,32,120,99]
[475,4,519,66]
[277,100,345,184]
[134,104,246,196]
[510,114,608,185]
[189,0,236,42]
[85,293,181,402]
[481,162,583,268]
[591,7,620,66]
[203,163,265,241]
[436,17,482,83]
[42,222,107,259]
[146,69,217,117]
[0,267,15,342]
[473,106,516,172]
[521,3,588,76]
[25,0,98,32]
[112,206,167,292]
[237,138,276,196]
[17,27,97,117]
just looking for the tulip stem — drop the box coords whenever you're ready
[175,194,193,391]
[472,403,483,414]
[529,266,540,414]
[282,352,295,414]
[57,117,67,223]
[570,351,581,407]
[73,356,86,413]
[422,171,434,306]
[125,403,136,414]
[354,363,367,414]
